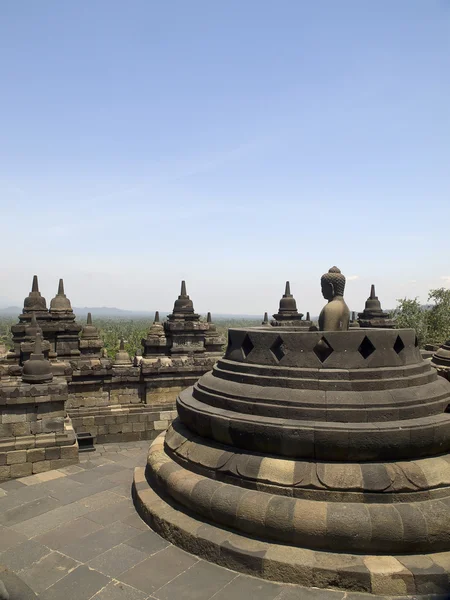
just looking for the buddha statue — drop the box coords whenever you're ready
[318,266,350,331]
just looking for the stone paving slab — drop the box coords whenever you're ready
[0,440,446,600]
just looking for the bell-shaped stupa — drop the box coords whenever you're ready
[113,338,132,367]
[22,333,53,384]
[79,313,104,359]
[23,275,48,316]
[358,284,394,328]
[50,279,74,316]
[134,267,450,597]
[272,281,311,328]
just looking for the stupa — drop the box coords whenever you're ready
[271,281,311,328]
[164,281,208,355]
[203,312,225,356]
[48,278,82,359]
[113,338,132,367]
[349,310,361,328]
[134,266,450,597]
[358,284,395,329]
[142,312,168,357]
[431,339,450,381]
[22,275,49,317]
[78,313,104,360]
[0,333,78,480]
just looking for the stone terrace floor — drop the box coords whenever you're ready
[0,441,447,600]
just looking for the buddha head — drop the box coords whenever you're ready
[321,266,346,300]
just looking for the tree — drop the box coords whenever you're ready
[426,288,450,345]
[392,297,428,347]
[393,287,450,348]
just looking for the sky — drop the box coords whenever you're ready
[1,1,449,316]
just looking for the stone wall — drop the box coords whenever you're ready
[0,377,78,481]
[69,405,176,444]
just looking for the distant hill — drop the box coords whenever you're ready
[0,306,261,320]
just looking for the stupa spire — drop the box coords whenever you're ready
[58,278,64,295]
[285,281,291,296]
[370,284,376,299]
[154,311,160,323]
[207,312,212,323]
[87,312,92,325]
[262,312,270,326]
[32,275,39,293]
[181,280,187,296]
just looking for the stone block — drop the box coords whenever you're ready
[12,422,31,437]
[30,421,43,435]
[42,417,65,433]
[27,448,45,462]
[154,420,169,431]
[33,460,52,474]
[0,465,11,480]
[132,422,145,433]
[2,407,27,423]
[10,462,33,478]
[14,437,36,450]
[0,452,6,466]
[7,450,27,465]
[45,447,61,460]
[35,433,56,447]
[60,444,79,459]
[0,424,13,437]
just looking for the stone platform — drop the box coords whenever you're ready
[0,441,445,600]
[134,327,450,598]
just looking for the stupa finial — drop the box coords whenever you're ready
[87,312,92,325]
[119,338,125,351]
[181,280,187,296]
[154,311,160,323]
[262,312,270,326]
[207,312,212,323]
[34,332,43,355]
[58,278,65,295]
[370,284,376,300]
[285,281,291,296]
[306,312,310,321]
[31,312,38,328]
[32,275,39,293]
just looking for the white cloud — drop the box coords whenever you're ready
[347,275,359,281]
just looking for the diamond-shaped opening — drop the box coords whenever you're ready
[394,335,405,354]
[358,336,376,360]
[445,404,450,413]
[270,335,287,362]
[313,337,334,363]
[241,334,254,359]
[414,335,419,347]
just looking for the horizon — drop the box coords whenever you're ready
[1,1,449,315]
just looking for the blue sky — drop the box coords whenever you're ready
[1,1,449,315]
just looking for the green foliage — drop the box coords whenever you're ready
[392,298,428,347]
[95,318,148,358]
[0,317,14,348]
[426,288,450,345]
[393,287,450,347]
